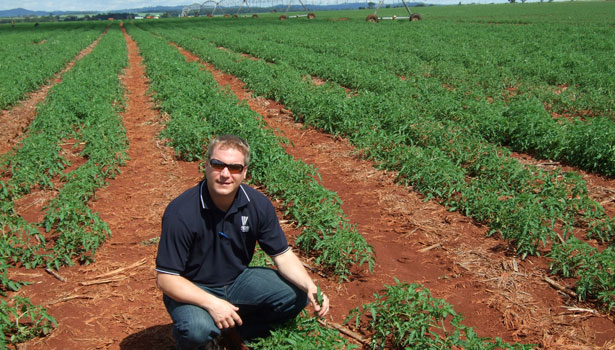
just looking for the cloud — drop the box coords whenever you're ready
[0,1,190,12]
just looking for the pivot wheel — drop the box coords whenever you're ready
[366,14,378,23]
[410,13,422,21]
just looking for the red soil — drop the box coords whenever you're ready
[1,27,614,350]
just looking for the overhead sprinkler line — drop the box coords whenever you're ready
[180,0,316,20]
[366,0,422,22]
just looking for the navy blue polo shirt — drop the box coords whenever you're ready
[155,180,289,287]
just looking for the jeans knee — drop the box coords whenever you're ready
[173,318,218,347]
[298,289,309,310]
[280,288,309,318]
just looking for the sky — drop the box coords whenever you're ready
[0,1,192,12]
[0,0,511,12]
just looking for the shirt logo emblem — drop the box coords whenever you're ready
[241,216,249,232]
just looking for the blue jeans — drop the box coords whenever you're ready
[163,267,308,350]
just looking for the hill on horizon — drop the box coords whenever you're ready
[0,5,186,18]
[0,2,430,18]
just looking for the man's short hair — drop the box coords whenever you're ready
[205,135,251,166]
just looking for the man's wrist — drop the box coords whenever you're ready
[198,291,219,311]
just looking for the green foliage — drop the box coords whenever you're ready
[549,238,615,312]
[249,311,357,350]
[127,23,374,281]
[316,285,324,307]
[249,246,274,268]
[0,24,127,271]
[3,3,614,346]
[1,23,127,347]
[345,279,534,349]
[0,296,57,346]
[134,13,615,309]
[0,22,105,110]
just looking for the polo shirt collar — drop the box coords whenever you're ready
[199,179,251,213]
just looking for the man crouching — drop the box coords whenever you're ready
[155,134,329,349]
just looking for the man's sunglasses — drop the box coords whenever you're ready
[209,158,245,174]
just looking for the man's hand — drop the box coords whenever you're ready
[273,250,331,318]
[206,297,243,329]
[308,285,329,318]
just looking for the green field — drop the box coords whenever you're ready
[2,2,614,347]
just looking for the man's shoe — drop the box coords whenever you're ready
[204,337,224,350]
[219,328,247,350]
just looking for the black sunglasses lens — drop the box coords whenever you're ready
[209,159,225,170]
[227,164,243,172]
[209,159,243,173]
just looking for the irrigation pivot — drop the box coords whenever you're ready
[366,0,421,22]
[279,0,316,20]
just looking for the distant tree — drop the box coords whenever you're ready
[368,2,376,9]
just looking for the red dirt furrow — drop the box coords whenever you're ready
[19,27,201,350]
[172,45,615,348]
[11,30,614,350]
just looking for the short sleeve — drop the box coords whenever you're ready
[255,196,289,257]
[155,210,194,275]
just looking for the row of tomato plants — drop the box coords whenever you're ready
[145,22,615,246]
[282,3,615,118]
[137,20,615,314]
[0,23,127,346]
[220,17,615,311]
[0,22,107,110]
[254,244,532,348]
[125,23,374,281]
[174,14,615,177]
[268,12,614,117]
[264,19,615,177]
[128,23,533,349]
[257,242,533,349]
[248,280,533,349]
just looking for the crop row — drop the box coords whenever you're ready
[246,279,532,349]
[261,14,614,116]
[125,24,374,281]
[0,24,127,346]
[250,247,532,348]
[141,20,615,248]
[251,18,615,176]
[0,22,106,110]
[127,22,531,347]
[136,18,615,312]
[172,16,615,177]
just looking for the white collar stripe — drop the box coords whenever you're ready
[240,185,251,202]
[200,181,206,209]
